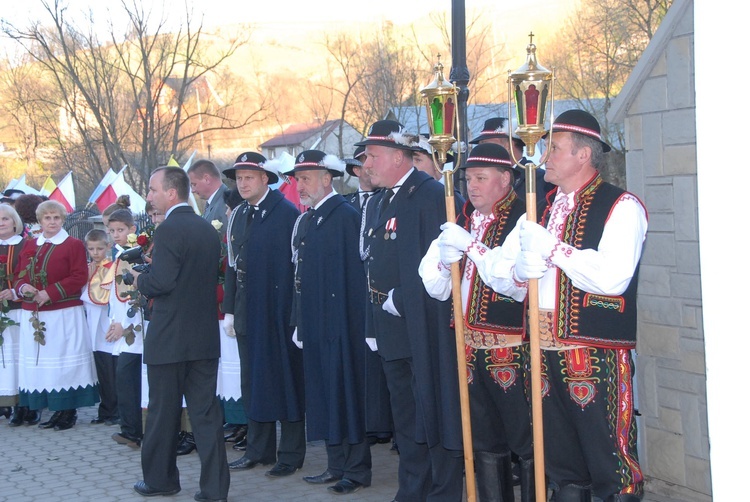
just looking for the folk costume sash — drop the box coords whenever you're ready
[540,175,639,349]
[459,191,526,349]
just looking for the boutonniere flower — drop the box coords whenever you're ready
[127,233,138,247]
[211,219,223,231]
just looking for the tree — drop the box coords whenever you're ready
[1,0,268,201]
[540,0,672,187]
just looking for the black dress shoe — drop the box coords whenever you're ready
[39,410,63,429]
[303,469,342,484]
[24,409,40,425]
[176,432,196,455]
[133,480,180,497]
[9,406,27,427]
[224,425,247,443]
[265,463,299,478]
[54,409,77,431]
[91,417,106,424]
[327,478,367,495]
[0,406,11,419]
[232,437,247,451]
[113,432,141,447]
[194,491,227,502]
[227,456,273,470]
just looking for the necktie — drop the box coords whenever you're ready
[379,189,394,217]
[361,192,370,208]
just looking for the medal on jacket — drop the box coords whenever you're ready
[384,217,397,240]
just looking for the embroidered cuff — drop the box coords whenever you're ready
[466,240,490,265]
[437,260,452,277]
[549,241,574,266]
[511,265,528,288]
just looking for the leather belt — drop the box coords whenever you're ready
[368,287,389,305]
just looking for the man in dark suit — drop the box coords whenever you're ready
[343,146,377,212]
[358,120,464,502]
[188,159,229,230]
[132,166,229,502]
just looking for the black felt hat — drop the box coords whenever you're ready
[413,133,455,164]
[0,188,25,204]
[288,150,345,178]
[222,188,244,211]
[354,120,417,151]
[461,143,516,174]
[548,109,611,152]
[469,117,525,148]
[223,151,278,184]
[343,145,366,177]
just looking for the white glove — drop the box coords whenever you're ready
[514,251,548,282]
[365,338,379,351]
[222,314,235,338]
[438,241,464,266]
[519,220,558,259]
[292,327,303,349]
[382,289,402,317]
[438,222,473,253]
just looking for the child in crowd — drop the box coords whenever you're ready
[102,208,144,447]
[82,229,118,425]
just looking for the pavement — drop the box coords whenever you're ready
[0,405,678,502]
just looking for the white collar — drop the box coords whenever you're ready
[36,228,69,246]
[206,186,222,205]
[166,202,190,218]
[391,168,415,195]
[312,189,337,210]
[0,234,22,245]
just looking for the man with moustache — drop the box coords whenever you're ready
[358,120,463,501]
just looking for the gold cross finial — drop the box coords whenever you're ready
[528,32,535,44]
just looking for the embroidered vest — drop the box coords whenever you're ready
[459,191,527,348]
[540,176,640,349]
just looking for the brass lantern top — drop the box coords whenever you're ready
[509,35,552,84]
[421,56,457,100]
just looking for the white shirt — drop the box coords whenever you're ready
[0,235,22,245]
[36,228,69,246]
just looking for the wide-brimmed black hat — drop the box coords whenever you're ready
[469,117,525,148]
[547,109,611,152]
[354,120,417,151]
[223,151,278,184]
[343,145,366,177]
[0,188,25,204]
[461,143,516,174]
[413,133,455,164]
[288,150,345,178]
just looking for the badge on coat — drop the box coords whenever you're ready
[384,217,397,240]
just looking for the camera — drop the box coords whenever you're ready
[121,263,150,286]
[119,246,145,264]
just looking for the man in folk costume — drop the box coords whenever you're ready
[288,150,372,495]
[221,152,305,477]
[419,143,536,502]
[487,110,647,501]
[358,120,463,501]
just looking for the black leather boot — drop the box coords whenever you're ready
[53,409,78,431]
[9,406,27,427]
[552,483,593,502]
[39,410,63,429]
[475,450,515,502]
[24,408,40,425]
[520,457,538,502]
[0,406,11,419]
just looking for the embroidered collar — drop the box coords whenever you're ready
[36,228,69,246]
[0,235,22,245]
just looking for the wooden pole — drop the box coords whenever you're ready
[443,176,477,502]
[524,162,547,502]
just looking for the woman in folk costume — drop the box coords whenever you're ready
[1,204,39,426]
[14,200,99,430]
[102,208,145,447]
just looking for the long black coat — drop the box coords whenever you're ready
[294,194,367,445]
[242,189,304,423]
[138,205,221,365]
[363,169,463,451]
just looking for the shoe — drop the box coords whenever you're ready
[228,456,273,470]
[23,409,40,425]
[232,437,247,451]
[265,463,299,478]
[0,406,11,419]
[9,406,28,427]
[194,492,227,502]
[303,469,342,484]
[224,424,247,443]
[104,418,119,426]
[327,478,366,495]
[53,409,77,431]
[39,410,63,429]
[133,480,180,497]
[176,432,196,455]
[113,432,141,447]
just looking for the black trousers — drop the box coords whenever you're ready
[116,352,142,439]
[142,359,229,500]
[381,357,464,502]
[93,351,118,420]
[326,440,372,485]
